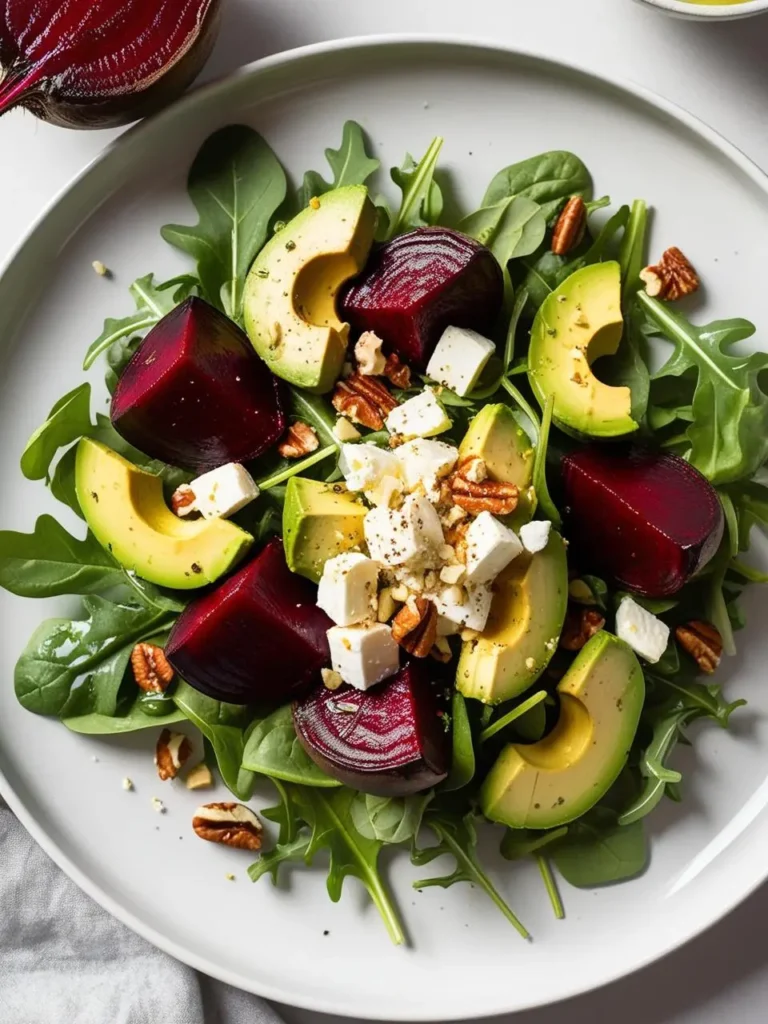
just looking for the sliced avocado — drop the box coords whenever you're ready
[243,186,377,393]
[76,439,252,589]
[481,631,644,829]
[459,403,535,524]
[456,530,567,705]
[527,261,638,438]
[283,476,367,582]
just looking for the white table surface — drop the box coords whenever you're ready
[2,0,768,1020]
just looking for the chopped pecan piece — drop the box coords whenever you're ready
[383,352,412,389]
[391,597,438,658]
[155,729,193,781]
[449,459,519,516]
[551,196,586,256]
[277,420,319,458]
[192,802,263,851]
[354,331,386,375]
[559,607,606,651]
[640,247,700,301]
[131,642,174,693]
[675,620,722,674]
[443,519,469,564]
[332,372,398,430]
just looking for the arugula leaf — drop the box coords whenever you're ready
[161,126,287,318]
[479,690,548,744]
[441,690,476,793]
[50,444,82,518]
[21,383,92,481]
[389,137,444,236]
[500,826,568,861]
[551,808,648,887]
[640,291,768,484]
[459,195,546,266]
[482,151,592,223]
[412,810,529,939]
[0,515,123,598]
[619,199,648,307]
[241,704,340,787]
[725,479,768,551]
[350,791,432,844]
[288,387,338,447]
[298,120,380,207]
[532,392,562,527]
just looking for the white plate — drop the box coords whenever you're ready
[635,0,768,21]
[1,37,768,1020]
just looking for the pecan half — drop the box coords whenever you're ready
[332,373,398,430]
[192,802,263,851]
[391,597,438,658]
[675,620,722,674]
[131,642,174,693]
[449,459,518,516]
[559,607,606,651]
[383,352,412,389]
[551,196,587,256]
[171,483,197,516]
[155,729,193,781]
[640,247,700,301]
[277,420,319,458]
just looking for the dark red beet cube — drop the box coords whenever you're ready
[340,227,503,369]
[166,538,331,704]
[293,662,450,796]
[111,297,285,473]
[562,447,724,598]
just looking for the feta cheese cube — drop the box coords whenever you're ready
[363,495,444,568]
[393,438,459,498]
[317,553,379,626]
[187,463,259,520]
[431,582,492,633]
[385,388,451,439]
[615,596,670,664]
[339,442,403,507]
[519,520,552,554]
[333,417,361,442]
[464,511,523,584]
[426,326,496,396]
[327,622,400,690]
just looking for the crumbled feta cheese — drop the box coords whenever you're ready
[440,563,465,585]
[364,495,444,568]
[327,622,400,690]
[122,777,134,792]
[464,511,523,584]
[187,463,259,520]
[339,443,403,507]
[426,326,496,396]
[431,583,492,633]
[442,504,468,527]
[385,388,451,439]
[151,797,166,814]
[321,667,343,690]
[394,438,459,498]
[333,417,361,442]
[615,596,670,664]
[317,552,379,626]
[354,331,387,375]
[519,520,552,554]
[463,456,487,483]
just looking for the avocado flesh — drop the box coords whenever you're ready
[456,530,567,705]
[76,439,253,589]
[481,631,644,829]
[244,185,377,393]
[283,476,367,582]
[527,261,637,439]
[458,403,535,525]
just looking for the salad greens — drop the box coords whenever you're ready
[2,119,762,947]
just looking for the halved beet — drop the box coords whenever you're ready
[111,297,285,473]
[562,447,724,598]
[340,227,503,368]
[293,662,450,796]
[166,538,331,704]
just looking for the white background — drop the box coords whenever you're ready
[2,0,768,1021]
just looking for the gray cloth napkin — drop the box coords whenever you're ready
[0,798,285,1024]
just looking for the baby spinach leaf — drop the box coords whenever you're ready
[640,292,768,485]
[350,791,432,844]
[389,136,444,236]
[441,690,476,792]
[551,808,648,887]
[241,704,340,787]
[459,195,546,266]
[0,515,122,598]
[21,383,92,481]
[298,120,380,207]
[161,126,287,318]
[64,701,185,734]
[288,386,338,447]
[500,826,568,861]
[482,151,592,223]
[412,810,529,939]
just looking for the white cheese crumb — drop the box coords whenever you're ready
[186,463,259,520]
[519,520,552,554]
[615,597,670,664]
[393,438,458,498]
[354,331,387,375]
[92,260,110,277]
[151,797,166,814]
[339,443,403,507]
[464,512,523,584]
[122,777,134,792]
[385,388,451,439]
[430,583,492,633]
[426,326,496,396]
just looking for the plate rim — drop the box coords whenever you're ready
[1,33,767,1019]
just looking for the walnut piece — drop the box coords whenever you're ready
[449,458,519,515]
[192,802,263,851]
[675,620,722,674]
[640,247,700,301]
[171,483,197,516]
[332,372,398,430]
[383,352,412,389]
[277,421,319,459]
[551,196,587,256]
[391,597,438,658]
[131,642,174,693]
[155,729,193,781]
[559,607,606,651]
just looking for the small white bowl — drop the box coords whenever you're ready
[637,0,768,18]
